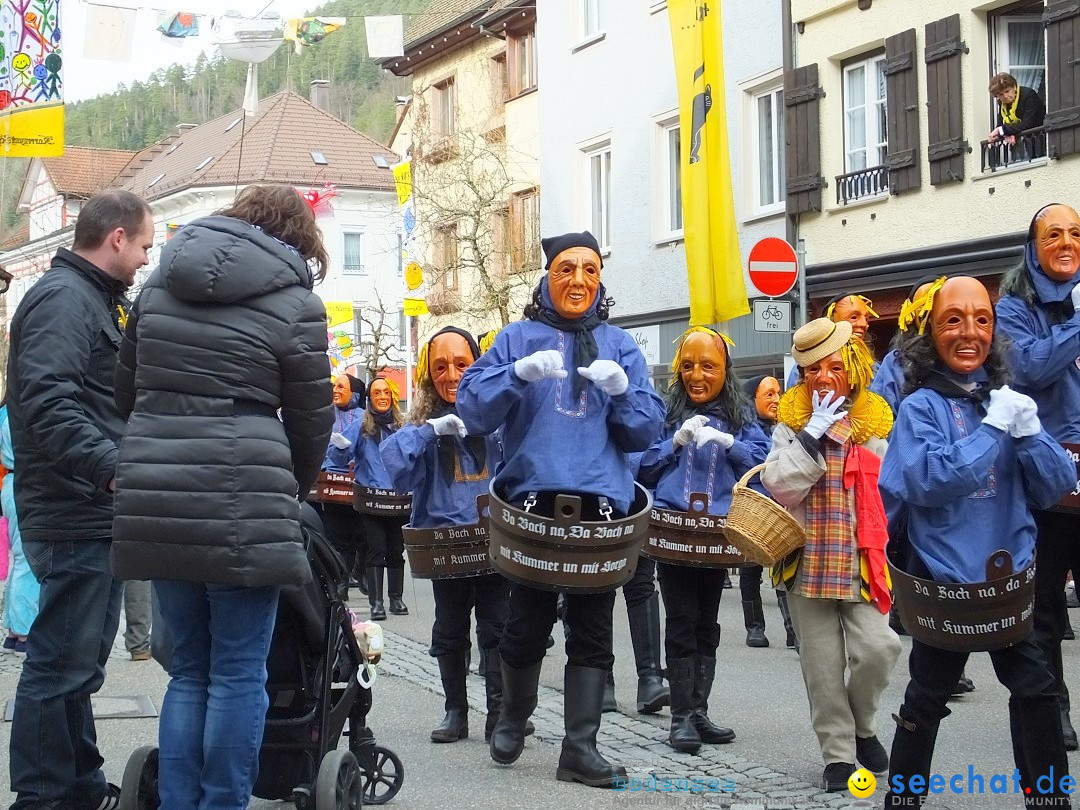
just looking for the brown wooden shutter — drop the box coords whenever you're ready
[924,14,969,185]
[784,63,825,215]
[884,28,920,194]
[1044,0,1080,159]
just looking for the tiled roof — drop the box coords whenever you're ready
[403,0,491,50]
[0,222,29,250]
[41,147,137,198]
[120,91,399,201]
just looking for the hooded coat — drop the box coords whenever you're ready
[111,216,334,586]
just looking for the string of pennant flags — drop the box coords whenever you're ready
[84,3,408,61]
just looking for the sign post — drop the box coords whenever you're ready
[748,237,799,298]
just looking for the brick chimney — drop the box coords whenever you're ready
[310,79,330,112]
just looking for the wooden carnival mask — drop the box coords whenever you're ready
[803,351,851,401]
[332,375,352,408]
[829,295,875,341]
[429,332,475,404]
[369,379,394,414]
[754,376,781,422]
[1034,204,1080,283]
[930,277,994,376]
[548,246,602,320]
[679,331,728,404]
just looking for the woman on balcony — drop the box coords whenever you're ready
[988,72,1045,155]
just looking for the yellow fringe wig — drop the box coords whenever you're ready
[896,276,947,335]
[825,294,879,321]
[668,326,735,390]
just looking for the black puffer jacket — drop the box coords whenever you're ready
[111,216,334,586]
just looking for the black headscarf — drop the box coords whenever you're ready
[425,326,486,479]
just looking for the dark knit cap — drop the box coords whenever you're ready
[541,231,604,271]
[743,374,769,400]
[346,374,366,398]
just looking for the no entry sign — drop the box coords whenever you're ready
[748,237,799,298]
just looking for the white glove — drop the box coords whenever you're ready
[983,385,1025,433]
[329,432,352,450]
[695,426,735,450]
[428,414,467,438]
[514,349,568,383]
[1009,392,1042,438]
[673,415,708,449]
[577,359,630,396]
[804,390,846,439]
[1070,282,1080,312]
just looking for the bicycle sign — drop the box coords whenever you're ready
[753,299,791,333]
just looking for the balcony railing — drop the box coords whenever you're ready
[980,127,1048,173]
[835,165,888,205]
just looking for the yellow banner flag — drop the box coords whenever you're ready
[403,297,429,317]
[0,7,64,158]
[669,0,748,325]
[324,301,354,330]
[392,161,412,207]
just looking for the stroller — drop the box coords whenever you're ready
[120,503,404,810]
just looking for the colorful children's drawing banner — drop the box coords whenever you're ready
[0,0,63,156]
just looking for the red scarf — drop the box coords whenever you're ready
[844,444,892,615]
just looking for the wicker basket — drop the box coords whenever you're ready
[724,464,806,567]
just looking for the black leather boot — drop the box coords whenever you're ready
[691,655,735,744]
[1062,686,1078,752]
[666,657,701,754]
[431,652,469,742]
[629,593,669,714]
[490,658,542,764]
[742,598,769,648]
[478,646,487,679]
[387,566,408,615]
[367,567,386,621]
[484,649,534,741]
[1010,696,1073,807]
[602,669,618,713]
[556,665,628,787]
[776,589,798,651]
[882,706,939,807]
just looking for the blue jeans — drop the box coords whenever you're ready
[9,539,124,809]
[154,581,280,810]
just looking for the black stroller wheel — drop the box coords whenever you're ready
[119,745,159,810]
[358,745,404,805]
[316,749,362,810]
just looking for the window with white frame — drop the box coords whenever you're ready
[989,3,1046,113]
[842,53,888,174]
[582,141,612,251]
[343,232,365,274]
[581,0,601,38]
[751,86,785,214]
[655,117,683,239]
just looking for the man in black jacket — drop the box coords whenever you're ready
[6,189,154,810]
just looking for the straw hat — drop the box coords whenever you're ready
[791,318,853,368]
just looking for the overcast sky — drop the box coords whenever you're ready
[65,0,311,103]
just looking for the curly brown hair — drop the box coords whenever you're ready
[218,184,329,281]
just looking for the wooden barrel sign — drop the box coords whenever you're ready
[352,484,412,516]
[888,550,1035,653]
[401,495,493,580]
[487,482,652,594]
[1054,443,1080,513]
[644,492,748,568]
[309,471,354,505]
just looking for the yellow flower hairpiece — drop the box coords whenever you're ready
[478,329,499,355]
[668,326,735,388]
[896,276,947,335]
[826,294,879,321]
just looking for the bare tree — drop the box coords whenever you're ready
[406,86,542,332]
[355,289,406,382]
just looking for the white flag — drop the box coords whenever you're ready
[365,15,404,59]
[84,3,137,62]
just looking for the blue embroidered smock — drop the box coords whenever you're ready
[869,350,904,415]
[380,421,500,529]
[879,383,1074,583]
[456,305,664,514]
[350,418,398,490]
[637,414,770,515]
[321,393,364,472]
[996,246,1080,443]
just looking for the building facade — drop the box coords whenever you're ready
[786,0,1079,348]
[384,0,542,344]
[536,0,789,382]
